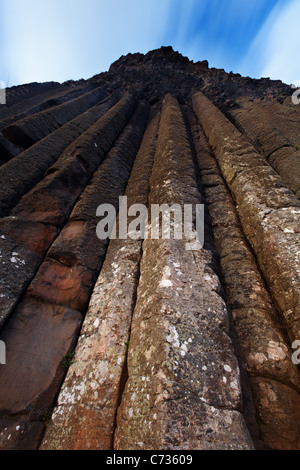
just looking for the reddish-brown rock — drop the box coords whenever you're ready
[0,298,82,449]
[41,108,160,450]
[0,47,299,451]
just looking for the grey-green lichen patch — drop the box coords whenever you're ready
[115,376,253,450]
[192,91,300,346]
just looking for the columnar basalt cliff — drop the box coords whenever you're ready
[0,47,299,450]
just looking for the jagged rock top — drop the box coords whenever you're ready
[90,46,291,106]
[2,46,292,111]
[0,47,299,451]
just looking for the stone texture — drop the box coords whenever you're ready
[0,99,149,447]
[0,47,299,451]
[227,99,300,196]
[0,226,48,327]
[114,94,253,450]
[2,87,107,148]
[41,108,160,450]
[250,378,300,450]
[11,93,138,225]
[116,377,253,450]
[0,298,82,449]
[187,106,300,449]
[192,91,300,348]
[0,92,120,217]
[0,82,98,133]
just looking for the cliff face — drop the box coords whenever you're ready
[0,46,299,450]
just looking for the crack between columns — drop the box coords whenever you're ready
[266,144,293,160]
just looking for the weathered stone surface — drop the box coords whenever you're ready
[11,93,138,225]
[114,238,253,450]
[0,232,42,327]
[0,96,147,451]
[41,108,160,451]
[228,100,300,196]
[0,218,58,329]
[0,418,45,451]
[2,87,107,148]
[0,82,98,133]
[27,260,94,313]
[40,239,143,450]
[0,298,82,449]
[12,99,147,316]
[114,94,253,450]
[268,147,300,197]
[0,218,55,256]
[189,100,300,449]
[0,81,65,122]
[192,91,300,348]
[0,133,21,163]
[47,221,101,272]
[0,48,299,451]
[0,92,120,217]
[69,100,149,222]
[116,377,253,450]
[250,377,300,450]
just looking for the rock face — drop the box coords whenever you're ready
[0,46,299,450]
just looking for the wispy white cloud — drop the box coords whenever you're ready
[1,0,78,85]
[164,0,279,73]
[1,0,298,86]
[0,0,171,86]
[240,0,300,83]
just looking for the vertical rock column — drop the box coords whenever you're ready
[228,102,300,198]
[192,92,300,348]
[40,108,160,450]
[114,94,254,450]
[0,94,122,328]
[2,87,107,148]
[187,107,300,450]
[0,92,120,217]
[0,97,144,450]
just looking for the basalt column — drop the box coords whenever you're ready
[41,107,160,450]
[114,94,254,450]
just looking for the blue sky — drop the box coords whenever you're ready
[0,0,299,87]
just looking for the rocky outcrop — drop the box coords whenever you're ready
[2,87,107,149]
[186,107,300,449]
[113,94,253,450]
[192,92,300,348]
[0,93,121,217]
[41,107,159,451]
[226,99,300,197]
[0,47,299,450]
